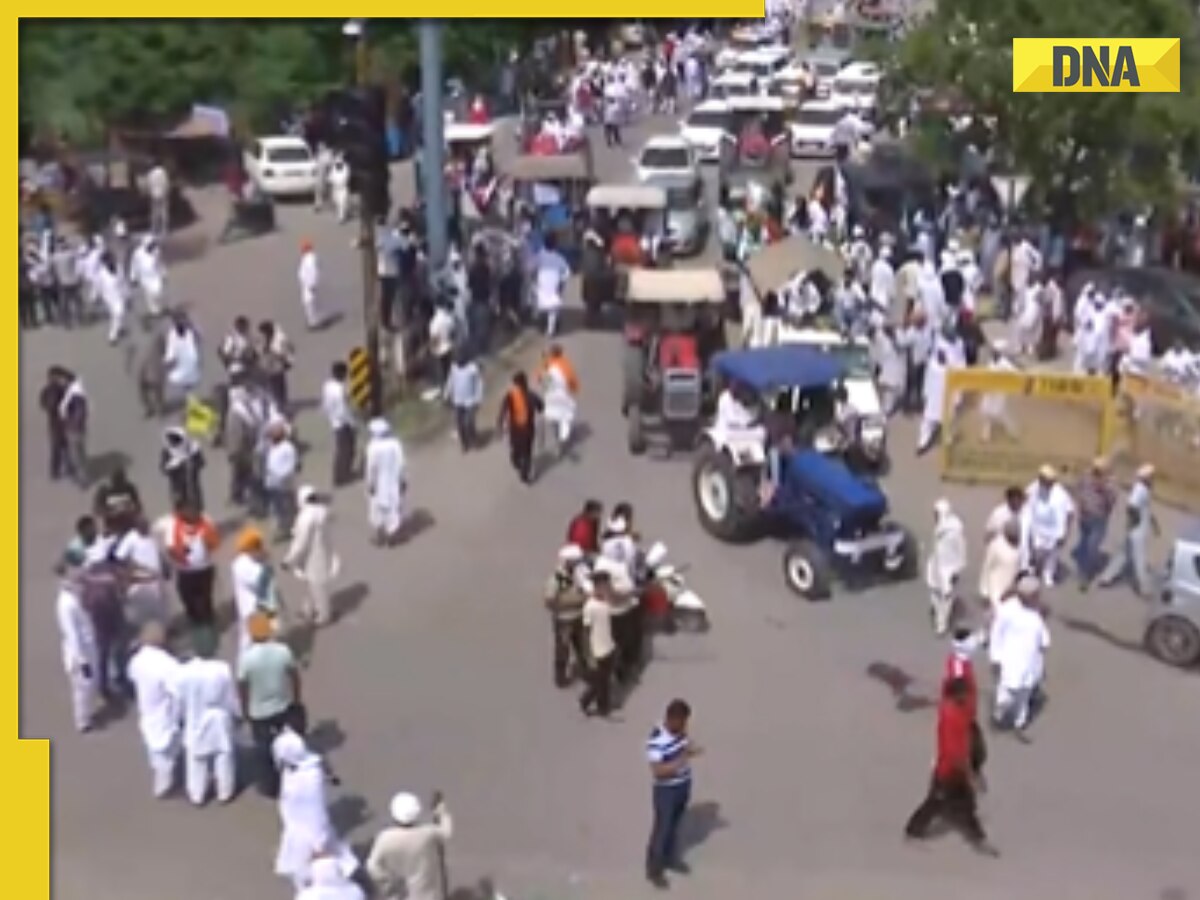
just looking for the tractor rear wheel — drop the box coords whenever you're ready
[622,344,645,416]
[628,406,647,455]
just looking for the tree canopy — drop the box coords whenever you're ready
[885,0,1200,222]
[19,20,564,146]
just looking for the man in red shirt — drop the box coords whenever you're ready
[904,678,997,855]
[566,499,603,555]
[944,627,986,777]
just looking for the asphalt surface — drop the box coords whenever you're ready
[21,112,1200,900]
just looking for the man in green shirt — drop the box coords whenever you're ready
[237,611,302,798]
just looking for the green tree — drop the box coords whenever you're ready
[887,0,1200,223]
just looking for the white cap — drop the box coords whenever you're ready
[390,792,422,826]
[369,417,391,438]
[1038,464,1058,480]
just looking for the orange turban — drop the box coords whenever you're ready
[247,611,274,642]
[235,526,264,554]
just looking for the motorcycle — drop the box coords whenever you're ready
[639,542,710,634]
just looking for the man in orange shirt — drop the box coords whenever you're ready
[167,500,220,631]
[497,372,542,484]
[539,344,580,456]
[904,678,997,855]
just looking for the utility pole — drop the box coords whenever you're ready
[419,20,449,272]
[347,19,385,415]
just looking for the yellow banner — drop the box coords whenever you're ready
[1012,38,1181,93]
[941,369,1112,486]
[1107,374,1200,510]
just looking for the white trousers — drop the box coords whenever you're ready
[185,750,236,805]
[301,578,332,624]
[369,499,403,536]
[106,300,126,343]
[146,740,181,798]
[994,683,1034,730]
[917,417,941,452]
[929,589,956,635]
[67,667,97,731]
[544,414,573,453]
[333,188,350,223]
[1029,540,1061,586]
[302,287,321,329]
[141,282,164,316]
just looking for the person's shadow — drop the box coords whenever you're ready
[679,800,729,856]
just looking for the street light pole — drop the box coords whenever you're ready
[348,19,385,416]
[419,20,449,272]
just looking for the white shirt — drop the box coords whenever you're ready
[126,645,182,752]
[299,251,319,290]
[428,308,455,357]
[147,165,169,201]
[1127,480,1152,537]
[1124,328,1153,374]
[1023,482,1074,546]
[582,597,615,659]
[264,440,299,490]
[989,602,1050,690]
[984,502,1018,542]
[322,379,354,430]
[113,530,163,577]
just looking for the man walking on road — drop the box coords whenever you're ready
[645,698,700,889]
[443,351,483,452]
[284,486,340,626]
[365,418,407,546]
[323,361,358,486]
[126,621,183,799]
[366,791,454,900]
[497,371,541,484]
[178,626,240,806]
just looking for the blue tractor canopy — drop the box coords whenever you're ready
[711,345,844,393]
[777,448,889,526]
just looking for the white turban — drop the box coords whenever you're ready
[389,791,422,826]
[272,729,308,768]
[369,418,391,438]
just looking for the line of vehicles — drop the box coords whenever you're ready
[684,40,883,161]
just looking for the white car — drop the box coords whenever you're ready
[831,61,883,119]
[732,46,792,86]
[789,99,846,158]
[804,53,850,99]
[710,69,761,101]
[636,135,700,184]
[680,100,734,163]
[243,136,318,198]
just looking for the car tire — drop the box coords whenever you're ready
[783,540,833,601]
[1145,615,1200,669]
[882,525,919,580]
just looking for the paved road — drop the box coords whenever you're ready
[22,114,1199,900]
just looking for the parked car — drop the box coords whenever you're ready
[636,135,699,185]
[1144,528,1200,669]
[801,48,851,99]
[830,60,883,121]
[789,98,848,158]
[243,135,318,199]
[1065,267,1200,352]
[680,100,735,164]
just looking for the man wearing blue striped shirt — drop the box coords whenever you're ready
[645,698,701,888]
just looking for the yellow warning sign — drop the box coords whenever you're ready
[941,369,1112,485]
[184,395,218,439]
[348,347,373,410]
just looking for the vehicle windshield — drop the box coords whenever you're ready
[640,146,692,169]
[687,110,732,131]
[829,343,873,378]
[796,107,844,127]
[266,146,312,164]
[810,61,841,79]
[834,78,879,97]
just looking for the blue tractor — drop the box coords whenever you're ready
[692,346,918,600]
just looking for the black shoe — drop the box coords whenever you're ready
[646,871,669,890]
[665,861,691,875]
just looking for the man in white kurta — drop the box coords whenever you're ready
[329,158,351,224]
[540,347,579,454]
[130,236,166,317]
[988,575,1050,734]
[178,628,240,805]
[285,486,340,625]
[978,519,1022,614]
[56,574,98,732]
[925,499,967,635]
[298,241,322,329]
[164,316,202,399]
[97,255,127,344]
[365,418,406,544]
[917,350,947,454]
[1022,466,1076,586]
[126,622,183,797]
[274,730,358,891]
[534,241,570,337]
[979,341,1019,442]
